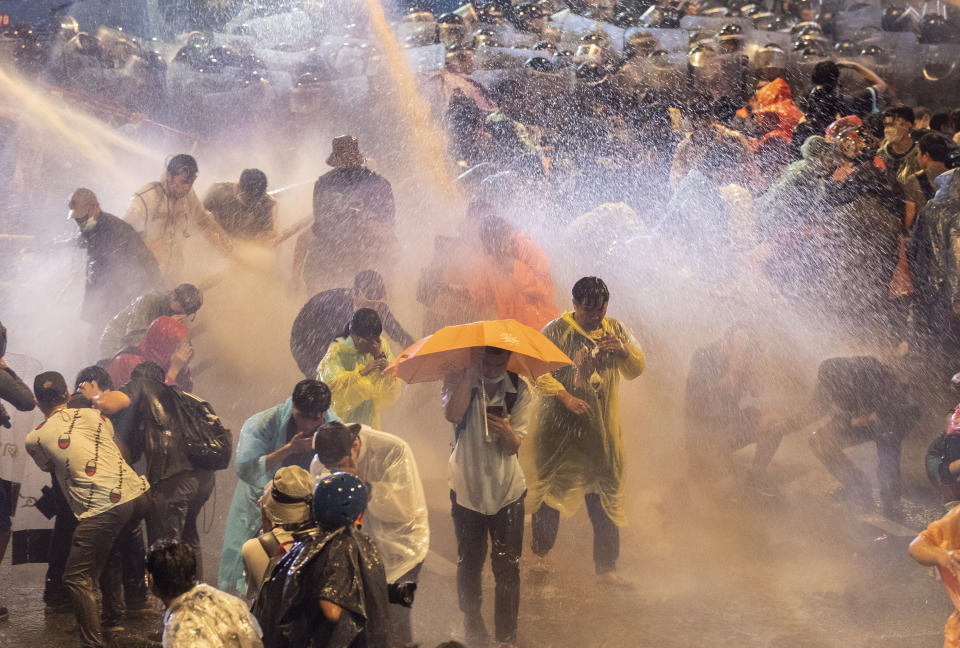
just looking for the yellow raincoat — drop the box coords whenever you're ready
[318,335,402,428]
[919,505,960,647]
[532,312,644,525]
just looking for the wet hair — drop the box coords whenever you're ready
[951,109,960,130]
[345,308,383,340]
[74,366,113,392]
[572,276,610,306]
[931,112,953,133]
[146,540,197,601]
[354,270,386,301]
[811,60,840,90]
[131,361,165,382]
[291,379,331,416]
[166,154,198,180]
[170,283,203,315]
[884,106,915,126]
[238,168,268,199]
[918,132,955,163]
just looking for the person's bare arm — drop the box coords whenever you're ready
[319,599,342,622]
[442,366,478,424]
[77,381,130,415]
[264,428,313,472]
[838,59,889,96]
[910,534,960,577]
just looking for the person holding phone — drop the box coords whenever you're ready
[442,346,532,648]
[218,379,340,594]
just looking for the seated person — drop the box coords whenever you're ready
[147,540,264,648]
[253,473,391,648]
[241,466,315,599]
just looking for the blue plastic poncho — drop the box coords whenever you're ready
[217,397,339,593]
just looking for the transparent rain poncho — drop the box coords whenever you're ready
[310,424,429,583]
[318,335,402,429]
[532,312,645,526]
[163,583,263,648]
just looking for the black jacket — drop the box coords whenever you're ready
[118,376,193,483]
[78,212,161,325]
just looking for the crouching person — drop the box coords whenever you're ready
[147,540,264,648]
[25,372,150,648]
[254,472,391,648]
[241,466,315,599]
[311,421,429,647]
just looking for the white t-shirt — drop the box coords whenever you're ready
[25,408,149,519]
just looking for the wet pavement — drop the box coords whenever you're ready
[1,453,953,648]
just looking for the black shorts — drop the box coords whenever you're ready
[0,477,16,531]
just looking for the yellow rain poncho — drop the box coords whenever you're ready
[532,312,644,526]
[318,335,402,428]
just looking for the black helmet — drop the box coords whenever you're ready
[296,71,323,87]
[919,14,954,44]
[881,6,907,32]
[614,10,640,27]
[197,52,225,73]
[311,473,368,530]
[525,56,553,72]
[437,12,464,24]
[859,44,887,63]
[173,44,204,68]
[576,61,608,85]
[833,40,858,55]
[207,45,241,67]
[718,23,743,37]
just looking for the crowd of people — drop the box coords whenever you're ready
[9,0,960,647]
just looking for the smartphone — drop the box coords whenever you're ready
[486,405,506,418]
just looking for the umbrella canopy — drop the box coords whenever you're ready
[387,319,572,383]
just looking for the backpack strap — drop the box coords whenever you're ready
[258,530,283,558]
[454,372,524,440]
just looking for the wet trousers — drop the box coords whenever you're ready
[389,562,423,646]
[810,410,919,507]
[146,470,215,579]
[45,479,147,610]
[63,493,150,648]
[450,491,524,644]
[531,494,619,574]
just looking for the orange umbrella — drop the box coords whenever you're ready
[387,319,573,383]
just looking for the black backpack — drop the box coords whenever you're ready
[169,387,233,471]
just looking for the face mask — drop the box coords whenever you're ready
[81,216,98,232]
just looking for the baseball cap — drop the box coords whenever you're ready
[260,466,314,526]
